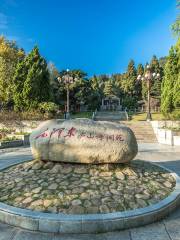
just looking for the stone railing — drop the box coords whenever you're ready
[151,121,180,146]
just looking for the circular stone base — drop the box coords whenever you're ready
[0,159,179,233]
[0,160,176,214]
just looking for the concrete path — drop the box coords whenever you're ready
[0,143,180,240]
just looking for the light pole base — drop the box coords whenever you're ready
[66,112,70,120]
[146,112,152,121]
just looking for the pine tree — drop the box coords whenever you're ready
[172,0,180,36]
[104,80,114,96]
[122,60,137,96]
[22,46,51,110]
[150,55,163,99]
[173,38,180,108]
[137,64,144,76]
[136,64,144,100]
[161,47,178,114]
[13,59,28,111]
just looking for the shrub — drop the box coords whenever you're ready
[169,110,180,120]
[1,136,19,142]
[38,102,59,114]
[163,109,180,120]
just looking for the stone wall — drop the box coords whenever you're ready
[151,121,180,146]
[0,120,44,133]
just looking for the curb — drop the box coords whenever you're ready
[0,161,179,233]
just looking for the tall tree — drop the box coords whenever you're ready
[136,63,144,100]
[22,46,51,110]
[161,47,178,114]
[122,60,137,96]
[173,38,180,108]
[150,55,163,99]
[0,36,24,108]
[103,80,115,96]
[13,59,28,111]
[172,0,180,36]
[48,62,61,104]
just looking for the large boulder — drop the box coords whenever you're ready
[30,119,138,164]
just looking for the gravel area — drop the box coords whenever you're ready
[0,160,175,214]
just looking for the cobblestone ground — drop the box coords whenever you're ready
[0,160,175,214]
[0,143,179,240]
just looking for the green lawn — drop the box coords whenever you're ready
[130,112,166,121]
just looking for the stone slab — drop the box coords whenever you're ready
[130,222,171,240]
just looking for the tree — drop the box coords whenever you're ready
[172,0,180,36]
[173,38,180,108]
[103,80,115,96]
[22,46,51,110]
[122,60,137,96]
[13,59,28,111]
[136,64,144,100]
[161,47,178,114]
[48,62,61,104]
[137,64,144,76]
[120,60,139,109]
[150,55,163,99]
[0,36,24,108]
[89,75,105,109]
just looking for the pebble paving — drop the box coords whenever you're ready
[0,145,180,239]
[0,159,175,214]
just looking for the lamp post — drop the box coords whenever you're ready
[137,65,160,121]
[58,69,77,119]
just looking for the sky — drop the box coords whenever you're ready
[0,0,178,76]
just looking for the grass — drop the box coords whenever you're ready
[130,112,166,121]
[1,136,20,142]
[15,132,30,135]
[162,126,180,131]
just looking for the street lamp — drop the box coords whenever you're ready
[137,65,160,121]
[58,69,78,119]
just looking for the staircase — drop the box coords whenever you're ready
[120,121,157,143]
[94,111,128,121]
[93,111,157,143]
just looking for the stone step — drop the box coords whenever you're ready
[95,111,127,121]
[94,114,157,143]
[120,121,157,143]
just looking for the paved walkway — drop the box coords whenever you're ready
[0,144,180,240]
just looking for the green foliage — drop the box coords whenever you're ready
[103,80,115,96]
[0,36,25,108]
[172,0,180,36]
[141,56,163,102]
[137,64,144,76]
[48,62,60,103]
[161,46,178,114]
[122,96,138,109]
[22,47,51,110]
[38,102,59,114]
[87,75,104,109]
[1,136,19,142]
[165,110,180,120]
[150,55,163,99]
[173,38,180,108]
[13,59,28,111]
[122,60,137,96]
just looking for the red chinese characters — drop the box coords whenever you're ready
[35,128,49,139]
[64,127,76,138]
[115,135,124,142]
[50,128,65,138]
[35,126,124,142]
